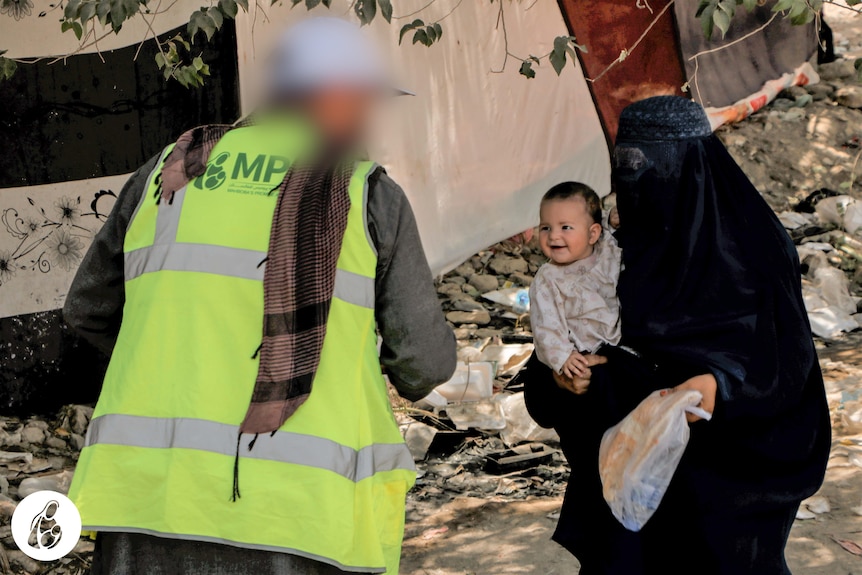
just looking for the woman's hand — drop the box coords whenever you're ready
[672,374,717,422]
[553,370,591,396]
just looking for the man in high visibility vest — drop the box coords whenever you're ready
[63,17,456,575]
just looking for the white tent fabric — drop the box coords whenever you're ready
[236,0,610,274]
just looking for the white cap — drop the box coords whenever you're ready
[268,17,413,97]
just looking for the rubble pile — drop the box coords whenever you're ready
[0,407,93,575]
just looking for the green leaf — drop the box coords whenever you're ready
[519,60,536,79]
[378,0,391,22]
[412,28,428,46]
[207,5,223,28]
[235,0,248,10]
[741,0,756,10]
[425,24,437,43]
[188,9,216,42]
[550,36,570,75]
[79,1,96,22]
[72,21,83,39]
[712,8,731,37]
[0,57,17,81]
[155,51,167,69]
[848,0,861,5]
[354,0,376,25]
[61,20,73,33]
[193,55,204,70]
[305,0,320,7]
[219,0,237,18]
[96,0,110,25]
[64,0,82,19]
[399,19,423,45]
[433,22,442,40]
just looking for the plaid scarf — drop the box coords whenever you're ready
[159,124,352,437]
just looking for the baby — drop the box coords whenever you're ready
[530,182,622,394]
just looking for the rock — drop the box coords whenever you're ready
[468,274,499,293]
[7,550,44,574]
[18,469,75,498]
[444,275,466,285]
[475,328,504,338]
[0,451,32,465]
[779,108,806,122]
[452,328,474,340]
[74,539,96,554]
[807,83,835,101]
[70,433,86,451]
[0,475,7,496]
[453,263,475,278]
[45,436,67,450]
[836,86,862,109]
[0,429,21,448]
[488,255,528,275]
[25,419,48,432]
[21,425,45,445]
[452,298,486,312]
[446,310,491,326]
[0,497,16,521]
[70,405,94,435]
[403,421,437,461]
[461,284,481,297]
[437,283,462,296]
[818,59,857,82]
[509,272,533,287]
[779,85,809,100]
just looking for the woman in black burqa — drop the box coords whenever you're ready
[525,96,831,574]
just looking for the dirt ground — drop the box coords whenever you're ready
[400,7,862,574]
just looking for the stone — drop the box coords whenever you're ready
[0,475,7,496]
[74,539,96,554]
[452,298,486,312]
[444,275,466,285]
[70,433,86,451]
[807,83,835,101]
[25,419,48,431]
[509,272,534,287]
[70,405,94,435]
[488,255,528,275]
[446,310,491,326]
[45,436,67,450]
[779,85,809,100]
[453,263,475,278]
[403,421,437,461]
[8,550,44,574]
[0,429,21,448]
[0,451,32,465]
[436,283,462,296]
[0,497,16,521]
[21,425,45,445]
[452,328,475,340]
[18,469,75,498]
[475,328,504,338]
[461,284,481,298]
[468,274,499,293]
[818,59,857,82]
[836,86,862,109]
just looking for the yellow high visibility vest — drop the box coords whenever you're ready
[68,118,415,574]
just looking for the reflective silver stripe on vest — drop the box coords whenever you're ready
[124,246,375,309]
[86,414,415,482]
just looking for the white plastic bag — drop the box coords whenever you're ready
[598,389,709,532]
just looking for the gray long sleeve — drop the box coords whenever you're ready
[366,170,457,400]
[63,155,159,355]
[64,160,456,398]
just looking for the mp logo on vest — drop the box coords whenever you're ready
[193,152,290,191]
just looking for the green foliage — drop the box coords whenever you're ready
[155,34,210,87]
[519,57,539,79]
[549,35,587,76]
[0,51,16,82]
[697,0,823,39]
[63,0,145,34]
[856,58,862,82]
[398,19,442,47]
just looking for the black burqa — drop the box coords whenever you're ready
[612,96,831,574]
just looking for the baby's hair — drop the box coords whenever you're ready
[542,182,602,226]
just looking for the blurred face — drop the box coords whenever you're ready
[539,197,602,265]
[302,86,377,151]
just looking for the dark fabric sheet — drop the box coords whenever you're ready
[673,0,817,108]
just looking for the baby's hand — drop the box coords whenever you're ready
[553,371,591,396]
[561,351,590,379]
[609,206,620,229]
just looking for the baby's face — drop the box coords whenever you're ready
[539,197,601,265]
